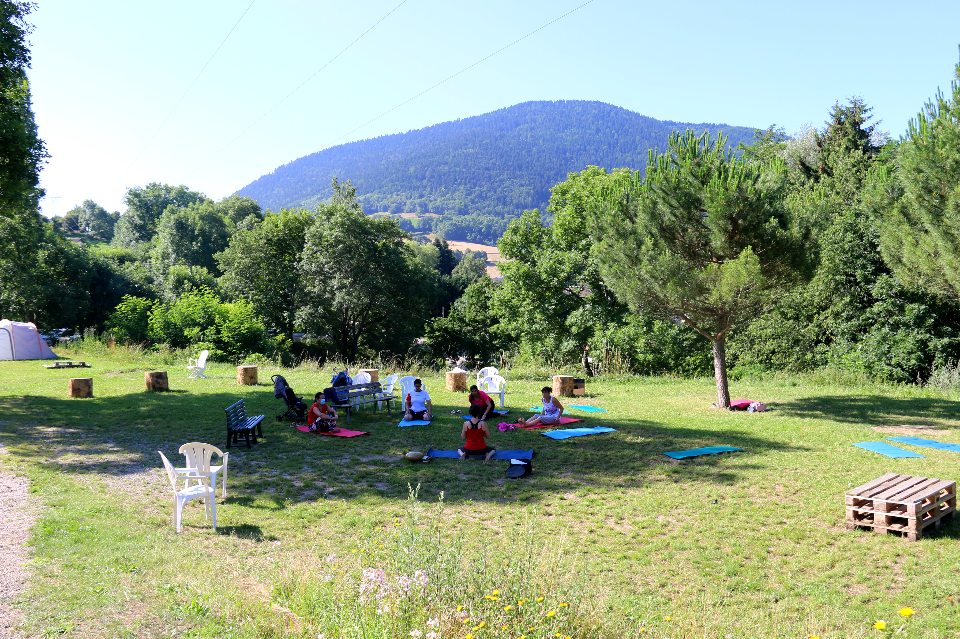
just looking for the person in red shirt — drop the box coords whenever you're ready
[468,384,495,421]
[459,403,495,461]
[307,392,339,433]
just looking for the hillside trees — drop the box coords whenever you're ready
[216,208,314,339]
[298,180,435,361]
[591,131,811,407]
[113,183,206,248]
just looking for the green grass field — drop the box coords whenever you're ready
[3,344,960,638]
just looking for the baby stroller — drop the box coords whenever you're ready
[272,374,308,422]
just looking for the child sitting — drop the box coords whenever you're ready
[307,392,339,433]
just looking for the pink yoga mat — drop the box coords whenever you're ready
[296,425,368,437]
[520,416,584,429]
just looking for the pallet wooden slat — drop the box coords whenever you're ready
[846,474,956,541]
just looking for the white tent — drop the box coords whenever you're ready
[0,320,57,360]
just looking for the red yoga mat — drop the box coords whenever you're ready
[520,416,584,429]
[296,425,368,437]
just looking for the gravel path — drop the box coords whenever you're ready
[0,447,34,639]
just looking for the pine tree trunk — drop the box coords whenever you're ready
[712,336,730,408]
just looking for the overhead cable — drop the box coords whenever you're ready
[113,0,258,188]
[183,0,410,181]
[327,0,598,146]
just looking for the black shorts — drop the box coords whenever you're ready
[409,410,428,420]
[459,446,495,456]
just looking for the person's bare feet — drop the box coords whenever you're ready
[458,452,466,461]
[484,451,495,462]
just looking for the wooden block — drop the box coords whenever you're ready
[145,371,169,392]
[553,375,574,397]
[359,369,379,382]
[68,377,93,398]
[237,365,258,386]
[846,473,957,541]
[445,371,466,392]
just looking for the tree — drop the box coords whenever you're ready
[112,183,206,247]
[298,179,434,362]
[217,208,314,339]
[0,0,45,219]
[878,56,960,299]
[591,131,811,407]
[150,200,230,280]
[215,194,262,226]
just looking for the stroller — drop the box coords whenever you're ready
[272,374,308,422]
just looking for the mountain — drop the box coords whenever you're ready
[236,100,757,243]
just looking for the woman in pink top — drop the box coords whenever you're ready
[468,384,495,420]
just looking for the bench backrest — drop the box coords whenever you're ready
[225,399,248,426]
[330,382,384,403]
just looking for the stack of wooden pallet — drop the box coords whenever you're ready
[846,473,956,541]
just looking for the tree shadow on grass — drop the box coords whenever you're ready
[216,524,276,542]
[774,394,960,429]
[0,392,807,506]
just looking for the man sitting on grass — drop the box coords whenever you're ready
[403,378,433,421]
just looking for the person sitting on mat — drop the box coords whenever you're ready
[524,386,564,427]
[307,392,339,433]
[403,378,433,421]
[459,403,496,461]
[468,384,495,420]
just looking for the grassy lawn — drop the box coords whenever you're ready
[3,346,960,638]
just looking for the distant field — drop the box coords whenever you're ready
[444,240,504,278]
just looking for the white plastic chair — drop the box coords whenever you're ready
[397,375,417,412]
[187,350,209,379]
[159,450,216,533]
[481,374,507,409]
[378,374,399,411]
[476,366,499,386]
[177,442,229,499]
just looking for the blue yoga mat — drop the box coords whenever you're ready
[852,441,925,458]
[426,448,533,460]
[462,410,510,419]
[566,405,607,413]
[663,446,743,459]
[887,437,960,452]
[398,419,432,427]
[541,427,616,440]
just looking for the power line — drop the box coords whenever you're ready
[327,0,598,146]
[113,0,258,189]
[183,0,410,182]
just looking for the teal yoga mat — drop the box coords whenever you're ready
[663,446,743,459]
[852,441,925,458]
[887,437,960,452]
[541,427,615,440]
[398,419,432,427]
[566,405,607,413]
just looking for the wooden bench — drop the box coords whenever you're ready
[224,399,265,449]
[43,361,90,369]
[329,382,396,424]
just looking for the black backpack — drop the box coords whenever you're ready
[506,459,532,478]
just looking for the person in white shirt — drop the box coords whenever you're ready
[403,378,433,421]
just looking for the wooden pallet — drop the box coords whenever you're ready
[846,473,957,541]
[42,361,89,369]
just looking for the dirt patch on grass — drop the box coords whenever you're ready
[0,449,36,639]
[871,424,949,435]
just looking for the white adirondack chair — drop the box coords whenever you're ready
[476,366,499,386]
[397,375,417,412]
[480,374,507,409]
[159,451,216,533]
[378,374,399,411]
[178,442,229,499]
[187,350,209,379]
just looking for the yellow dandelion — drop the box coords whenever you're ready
[665,616,672,621]
[873,621,886,630]
[899,607,915,618]
[463,618,471,624]
[457,605,463,612]
[465,635,474,639]
[351,549,357,553]
[640,629,646,634]
[546,610,556,617]
[479,622,486,629]
[518,599,525,605]
[559,603,569,607]
[492,589,500,595]
[536,597,544,602]
[504,605,514,611]
[472,626,480,631]
[394,517,399,522]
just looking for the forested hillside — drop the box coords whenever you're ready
[237,100,756,242]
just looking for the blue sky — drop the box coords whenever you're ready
[27,0,960,215]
